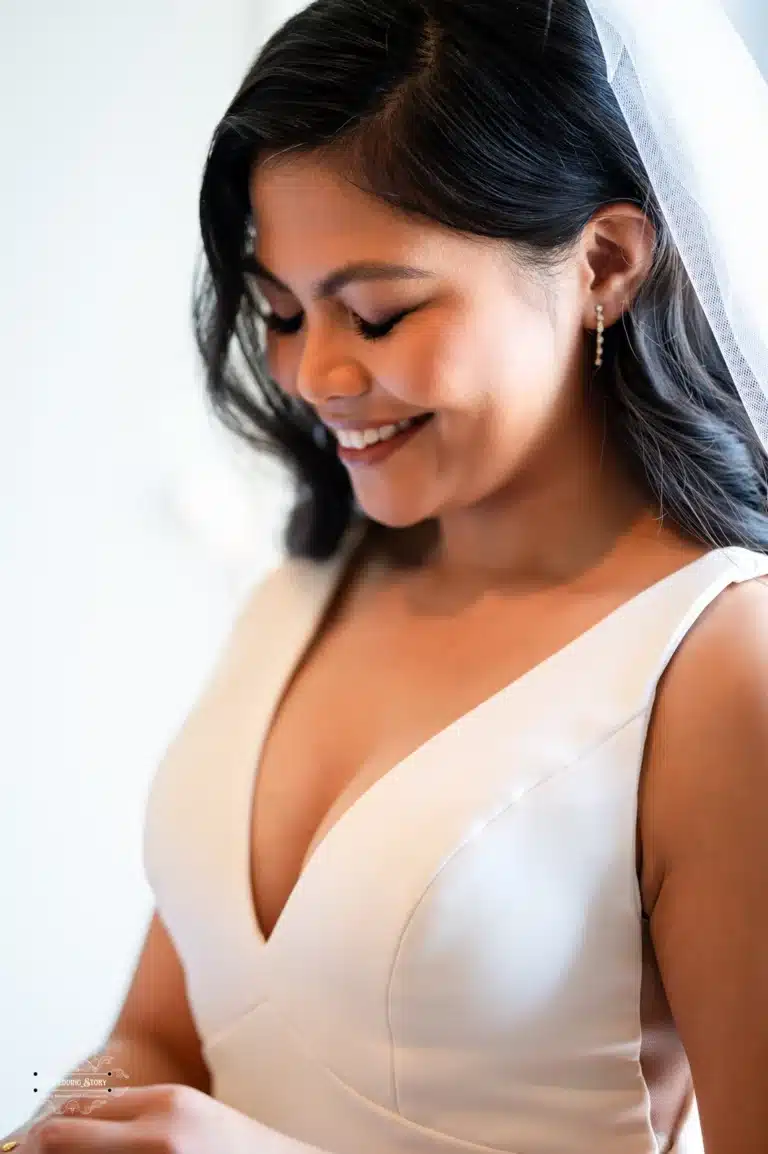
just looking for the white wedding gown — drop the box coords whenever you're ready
[143,539,768,1154]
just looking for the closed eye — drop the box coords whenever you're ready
[258,306,414,342]
[260,310,303,336]
[350,310,413,341]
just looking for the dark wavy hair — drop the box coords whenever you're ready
[193,0,768,561]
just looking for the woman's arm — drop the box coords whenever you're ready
[1,910,211,1144]
[0,1034,205,1145]
[640,577,768,1154]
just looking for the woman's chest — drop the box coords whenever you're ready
[215,596,657,1146]
[247,585,630,944]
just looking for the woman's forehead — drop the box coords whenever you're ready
[248,156,502,288]
[250,153,419,238]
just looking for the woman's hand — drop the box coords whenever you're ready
[8,1083,271,1153]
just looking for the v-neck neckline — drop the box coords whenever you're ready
[241,537,733,949]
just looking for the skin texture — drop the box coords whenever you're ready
[639,575,768,1153]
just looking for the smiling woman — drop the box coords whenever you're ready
[195,1,768,565]
[130,3,768,1154]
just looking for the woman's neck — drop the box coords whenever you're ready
[407,416,658,594]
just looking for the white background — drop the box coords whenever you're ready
[0,0,295,1130]
[1,0,765,1137]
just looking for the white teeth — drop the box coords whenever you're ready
[334,417,423,450]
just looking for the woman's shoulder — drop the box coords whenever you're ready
[637,566,768,1142]
[640,563,768,912]
[651,560,768,733]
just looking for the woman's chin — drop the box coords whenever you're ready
[362,508,426,530]
[354,494,436,531]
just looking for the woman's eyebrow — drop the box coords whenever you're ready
[243,256,434,300]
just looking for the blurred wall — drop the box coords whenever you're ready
[0,0,296,1130]
[724,0,768,75]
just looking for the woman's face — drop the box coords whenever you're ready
[248,152,590,529]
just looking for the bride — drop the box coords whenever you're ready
[7,2,767,1152]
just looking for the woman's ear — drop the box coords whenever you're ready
[579,203,656,330]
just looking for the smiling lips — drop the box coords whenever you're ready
[327,413,435,465]
[331,416,424,450]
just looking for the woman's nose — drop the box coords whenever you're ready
[294,321,370,406]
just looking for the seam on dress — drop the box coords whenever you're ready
[202,998,269,1055]
[385,706,646,1118]
[265,996,514,1154]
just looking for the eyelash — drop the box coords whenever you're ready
[259,307,412,342]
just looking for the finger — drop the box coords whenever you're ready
[19,1089,134,1127]
[17,1116,142,1152]
[82,1082,191,1119]
[45,1083,179,1124]
[13,1084,193,1150]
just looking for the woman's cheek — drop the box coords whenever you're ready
[265,336,298,397]
[378,329,452,410]
[401,324,478,412]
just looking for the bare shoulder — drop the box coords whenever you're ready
[638,571,768,1153]
[656,567,768,731]
[641,572,768,898]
